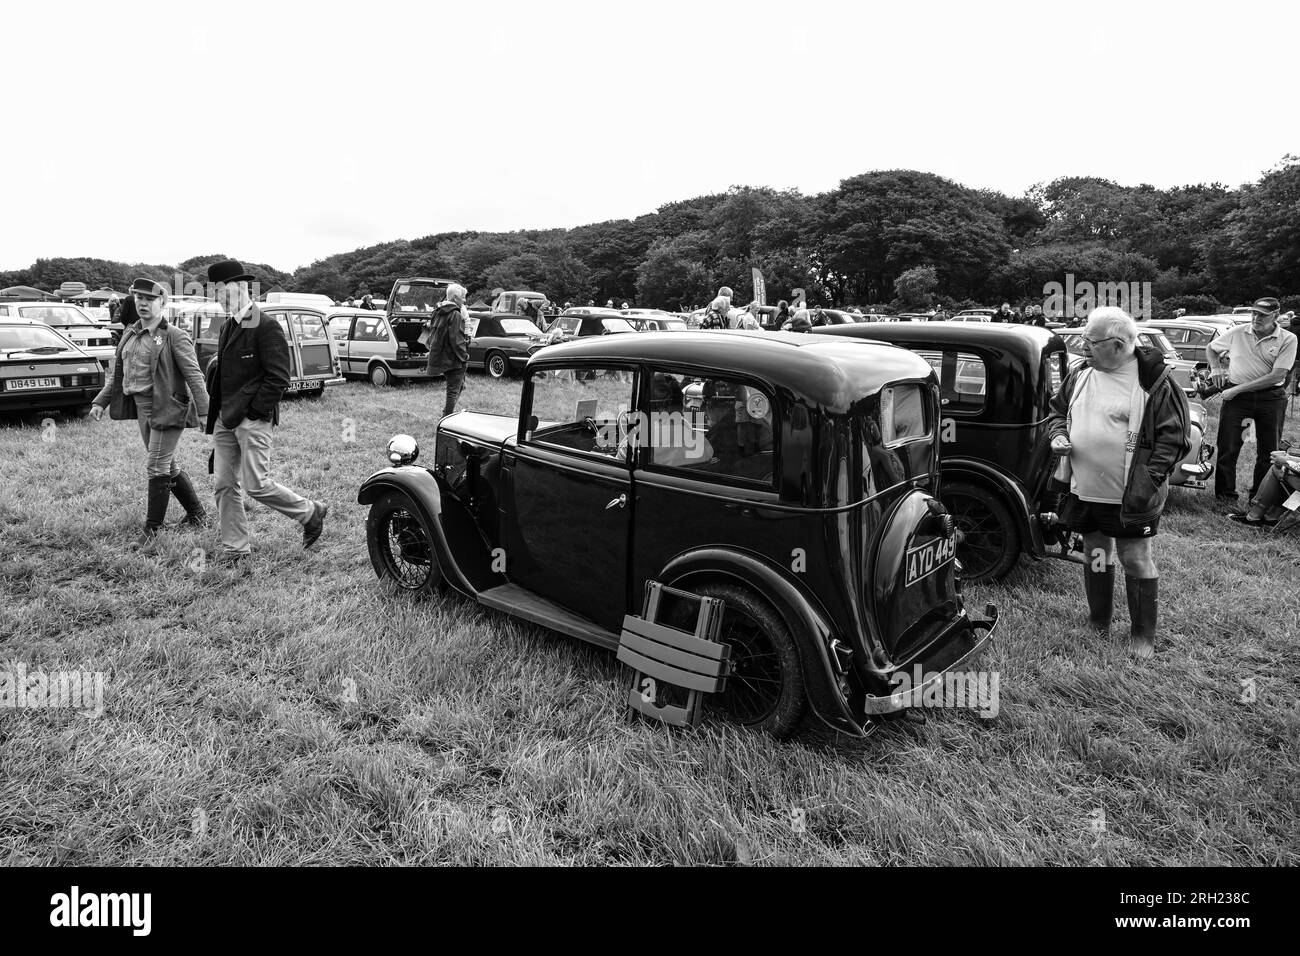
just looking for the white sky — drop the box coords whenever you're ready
[2,0,1294,273]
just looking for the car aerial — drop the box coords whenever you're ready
[1137,318,1224,369]
[0,301,116,371]
[1055,326,1197,395]
[195,303,345,395]
[357,330,997,739]
[0,320,104,417]
[466,314,551,378]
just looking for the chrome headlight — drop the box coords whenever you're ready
[387,434,419,466]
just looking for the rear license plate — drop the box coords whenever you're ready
[905,535,956,586]
[287,380,321,392]
[8,377,59,390]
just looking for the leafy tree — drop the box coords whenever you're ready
[894,265,939,310]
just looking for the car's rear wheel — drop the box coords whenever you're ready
[369,363,392,387]
[485,351,509,379]
[693,582,805,739]
[943,480,1021,582]
[365,490,442,597]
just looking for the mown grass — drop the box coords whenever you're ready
[1,376,1297,865]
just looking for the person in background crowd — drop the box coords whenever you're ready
[89,278,211,545]
[773,299,791,330]
[1208,297,1297,506]
[563,301,572,311]
[620,301,629,310]
[1227,443,1300,526]
[737,302,762,330]
[705,286,733,329]
[605,299,615,308]
[344,297,355,308]
[1047,306,1190,659]
[360,293,374,310]
[994,303,1014,323]
[425,282,472,420]
[782,308,812,333]
[586,299,596,307]
[205,260,328,565]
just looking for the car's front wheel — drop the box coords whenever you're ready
[369,363,392,387]
[943,480,1021,582]
[485,351,509,379]
[365,490,442,597]
[694,582,805,739]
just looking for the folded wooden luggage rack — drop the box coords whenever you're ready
[617,582,732,728]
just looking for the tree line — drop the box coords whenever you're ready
[5,157,1296,316]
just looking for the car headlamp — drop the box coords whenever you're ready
[388,434,419,466]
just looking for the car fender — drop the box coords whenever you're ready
[358,466,479,598]
[939,458,1044,557]
[657,547,869,736]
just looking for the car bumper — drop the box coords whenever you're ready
[862,605,999,715]
[0,387,98,412]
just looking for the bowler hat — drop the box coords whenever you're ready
[129,277,168,298]
[1249,296,1281,314]
[206,259,257,285]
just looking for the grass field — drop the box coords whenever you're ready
[1,375,1298,866]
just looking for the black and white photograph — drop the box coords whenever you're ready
[0,0,1293,934]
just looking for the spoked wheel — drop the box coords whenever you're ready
[943,481,1021,583]
[485,351,509,379]
[695,583,804,738]
[365,490,442,597]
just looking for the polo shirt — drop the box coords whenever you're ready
[1208,322,1297,385]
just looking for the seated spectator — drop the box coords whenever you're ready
[1227,447,1300,526]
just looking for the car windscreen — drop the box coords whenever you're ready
[389,281,447,313]
[0,325,73,351]
[19,306,94,326]
[498,319,540,336]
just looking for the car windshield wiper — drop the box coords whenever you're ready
[3,346,68,356]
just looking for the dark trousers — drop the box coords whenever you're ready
[1215,387,1287,497]
[442,364,467,417]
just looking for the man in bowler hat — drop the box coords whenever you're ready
[204,259,328,563]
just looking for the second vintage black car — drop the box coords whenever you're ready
[358,331,997,739]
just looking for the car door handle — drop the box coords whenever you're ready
[605,494,627,510]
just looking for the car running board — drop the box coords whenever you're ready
[476,583,620,650]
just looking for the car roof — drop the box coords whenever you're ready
[813,320,1062,359]
[1140,318,1222,331]
[531,330,933,411]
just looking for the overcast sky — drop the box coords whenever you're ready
[2,0,1294,273]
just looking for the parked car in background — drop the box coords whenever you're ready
[466,314,550,378]
[0,320,103,417]
[551,308,639,339]
[1137,318,1224,370]
[264,292,336,310]
[196,303,344,395]
[1056,326,1197,395]
[334,310,427,386]
[953,309,997,321]
[358,330,996,738]
[0,302,116,370]
[621,309,689,332]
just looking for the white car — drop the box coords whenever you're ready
[0,301,116,370]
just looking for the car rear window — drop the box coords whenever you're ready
[0,325,72,350]
[19,306,94,326]
[915,349,986,414]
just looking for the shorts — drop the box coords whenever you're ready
[1061,495,1159,538]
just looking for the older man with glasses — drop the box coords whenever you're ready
[1047,307,1192,658]
[1207,297,1297,507]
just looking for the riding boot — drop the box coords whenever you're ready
[1083,564,1114,635]
[136,475,173,547]
[1124,575,1158,659]
[170,469,209,527]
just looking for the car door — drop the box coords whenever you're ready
[290,310,335,386]
[502,364,637,632]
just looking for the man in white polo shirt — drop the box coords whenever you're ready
[1208,296,1297,504]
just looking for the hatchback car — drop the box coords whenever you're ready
[0,302,116,370]
[0,321,104,416]
[195,304,345,395]
[1138,319,1224,369]
[552,309,639,339]
[357,331,997,739]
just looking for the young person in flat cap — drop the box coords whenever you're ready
[90,278,210,544]
[204,260,328,565]
[1208,296,1298,508]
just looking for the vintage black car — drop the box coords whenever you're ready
[812,322,1074,581]
[358,331,997,738]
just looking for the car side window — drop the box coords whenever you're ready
[293,312,327,340]
[642,371,775,487]
[525,367,636,460]
[916,350,985,414]
[880,384,929,447]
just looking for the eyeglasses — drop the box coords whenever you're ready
[1082,336,1120,348]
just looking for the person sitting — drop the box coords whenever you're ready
[1227,447,1300,526]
